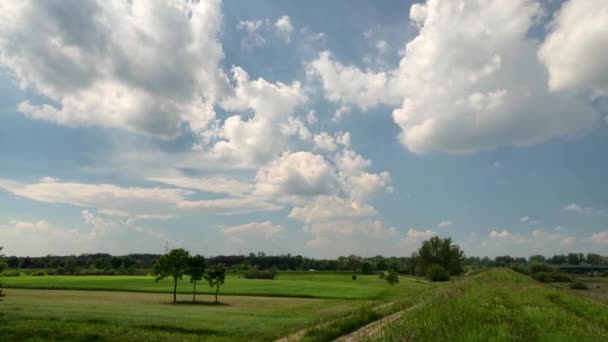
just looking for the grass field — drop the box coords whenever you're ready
[376,269,608,341]
[2,270,607,341]
[1,272,423,300]
[0,273,433,341]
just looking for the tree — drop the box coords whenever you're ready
[187,255,206,303]
[6,256,19,269]
[205,264,226,304]
[385,270,399,285]
[567,253,581,265]
[417,237,464,276]
[360,261,373,275]
[529,255,546,263]
[152,248,191,303]
[586,253,602,265]
[427,264,450,282]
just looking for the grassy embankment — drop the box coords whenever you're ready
[376,269,608,341]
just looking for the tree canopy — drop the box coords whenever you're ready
[152,248,191,303]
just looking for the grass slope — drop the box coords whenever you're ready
[377,269,608,341]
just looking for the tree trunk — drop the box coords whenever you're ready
[215,285,219,303]
[192,280,196,303]
[173,278,177,303]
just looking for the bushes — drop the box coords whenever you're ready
[427,264,450,282]
[570,282,589,290]
[243,269,275,279]
[531,272,572,283]
[1,270,20,277]
[31,271,46,276]
[510,264,526,274]
[527,262,553,274]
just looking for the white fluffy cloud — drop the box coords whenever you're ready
[203,67,308,167]
[539,0,608,95]
[274,15,294,43]
[490,230,512,239]
[591,231,608,244]
[147,176,252,197]
[0,0,227,137]
[219,221,284,240]
[438,220,452,228]
[256,152,340,197]
[308,0,601,154]
[407,228,435,239]
[238,19,267,47]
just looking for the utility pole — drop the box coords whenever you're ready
[164,241,169,253]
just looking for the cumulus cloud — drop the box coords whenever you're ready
[203,67,308,167]
[490,230,512,239]
[407,228,435,239]
[219,221,284,240]
[274,15,293,43]
[308,0,601,154]
[539,0,608,95]
[590,231,608,244]
[0,0,227,137]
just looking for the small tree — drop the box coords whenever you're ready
[427,264,450,282]
[187,255,206,303]
[361,261,373,275]
[205,263,226,304]
[152,248,191,303]
[385,270,399,285]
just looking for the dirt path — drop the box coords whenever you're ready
[274,300,397,342]
[333,303,422,342]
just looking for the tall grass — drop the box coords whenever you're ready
[377,269,608,341]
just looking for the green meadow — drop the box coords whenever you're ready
[1,270,608,341]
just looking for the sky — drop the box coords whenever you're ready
[0,0,607,258]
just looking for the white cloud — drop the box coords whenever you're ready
[0,178,189,216]
[288,196,377,224]
[539,0,608,95]
[590,231,608,244]
[308,0,600,154]
[438,220,452,228]
[520,216,530,222]
[219,221,284,241]
[256,152,340,197]
[147,176,252,197]
[563,203,605,215]
[274,15,294,43]
[489,230,512,239]
[407,228,435,239]
[306,110,318,125]
[177,197,282,214]
[376,40,390,54]
[203,67,308,167]
[0,0,227,138]
[313,132,338,152]
[237,19,267,47]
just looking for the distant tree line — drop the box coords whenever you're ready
[3,250,606,277]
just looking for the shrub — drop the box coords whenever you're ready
[527,262,552,274]
[243,269,275,279]
[550,273,572,282]
[352,274,357,280]
[378,272,385,279]
[386,270,399,285]
[570,282,589,290]
[31,271,46,276]
[1,270,20,277]
[531,272,553,282]
[427,264,450,282]
[510,264,526,274]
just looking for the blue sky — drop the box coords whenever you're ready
[1,0,607,257]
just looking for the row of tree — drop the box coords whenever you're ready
[152,249,226,303]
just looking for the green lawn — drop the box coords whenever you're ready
[0,273,433,341]
[1,272,421,300]
[376,269,608,341]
